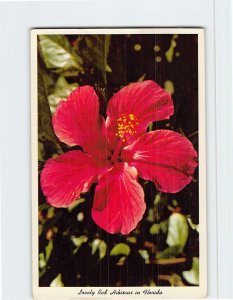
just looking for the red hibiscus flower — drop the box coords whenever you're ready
[40,80,198,235]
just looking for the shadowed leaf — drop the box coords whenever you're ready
[38,55,63,156]
[39,35,83,75]
[45,240,53,261]
[80,35,111,83]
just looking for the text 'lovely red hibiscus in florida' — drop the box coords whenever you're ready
[40,80,198,235]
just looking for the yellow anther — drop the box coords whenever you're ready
[129,114,135,120]
[115,113,139,141]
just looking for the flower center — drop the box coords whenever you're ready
[115,113,139,142]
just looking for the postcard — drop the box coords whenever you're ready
[31,28,206,299]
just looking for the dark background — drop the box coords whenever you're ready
[38,33,199,287]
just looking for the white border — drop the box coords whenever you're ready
[1,0,232,299]
[215,0,233,298]
[31,28,206,300]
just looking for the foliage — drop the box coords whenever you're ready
[166,213,189,252]
[110,243,131,257]
[39,35,83,75]
[182,257,199,285]
[38,34,199,287]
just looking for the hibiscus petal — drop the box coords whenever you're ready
[52,86,107,157]
[92,163,146,235]
[40,150,99,207]
[122,130,198,193]
[106,80,174,149]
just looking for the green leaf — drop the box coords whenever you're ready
[38,142,45,161]
[156,246,181,259]
[39,35,83,74]
[149,280,156,287]
[182,257,199,285]
[148,123,153,131]
[167,204,174,211]
[105,64,112,72]
[154,193,161,205]
[138,250,150,264]
[45,240,53,261]
[67,198,85,212]
[39,240,53,271]
[50,273,64,287]
[170,274,185,286]
[187,217,199,233]
[38,55,63,155]
[38,224,43,236]
[116,256,127,266]
[38,63,57,142]
[149,220,168,235]
[160,219,169,234]
[71,235,88,254]
[77,212,84,222]
[47,207,55,219]
[39,203,50,210]
[166,213,189,252]
[39,253,46,269]
[98,241,107,260]
[126,236,137,244]
[137,73,146,82]
[91,239,107,260]
[149,223,160,235]
[164,80,175,95]
[110,243,130,256]
[147,208,155,223]
[48,76,78,113]
[172,199,178,207]
[165,35,177,63]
